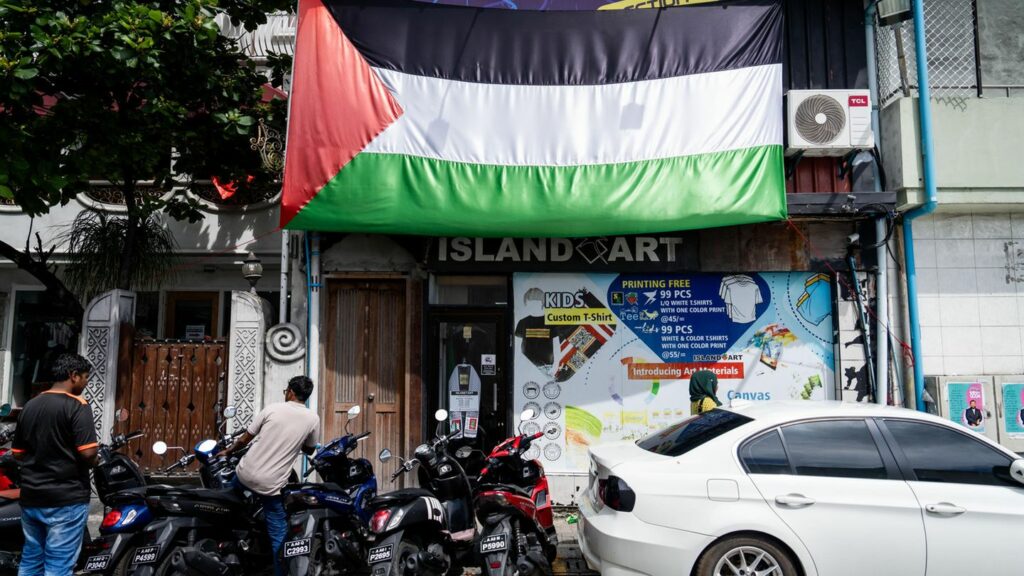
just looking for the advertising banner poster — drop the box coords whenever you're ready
[947,381,986,433]
[1002,383,1024,438]
[512,272,835,473]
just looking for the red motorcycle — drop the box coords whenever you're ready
[464,409,558,576]
[0,403,22,575]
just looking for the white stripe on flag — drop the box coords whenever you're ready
[366,64,782,167]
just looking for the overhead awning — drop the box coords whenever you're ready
[280,0,786,237]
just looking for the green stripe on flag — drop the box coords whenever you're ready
[286,145,786,237]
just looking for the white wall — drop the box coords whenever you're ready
[913,212,1024,376]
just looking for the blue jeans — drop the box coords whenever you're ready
[234,479,286,576]
[19,503,90,576]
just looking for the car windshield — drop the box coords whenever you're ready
[636,409,753,457]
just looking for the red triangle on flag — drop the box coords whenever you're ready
[280,0,403,228]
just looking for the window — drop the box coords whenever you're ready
[884,420,1014,487]
[637,409,753,457]
[781,420,887,480]
[430,276,508,306]
[741,430,791,475]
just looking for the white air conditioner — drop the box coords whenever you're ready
[786,89,874,157]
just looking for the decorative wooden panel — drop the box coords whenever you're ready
[114,337,228,474]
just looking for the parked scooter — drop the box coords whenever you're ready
[368,409,476,576]
[467,408,557,576]
[81,409,156,575]
[0,403,21,575]
[127,406,282,576]
[281,405,377,576]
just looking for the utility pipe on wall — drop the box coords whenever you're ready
[866,1,890,405]
[903,0,940,411]
[308,233,322,416]
[280,230,290,324]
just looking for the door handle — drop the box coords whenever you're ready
[775,494,815,508]
[367,393,375,403]
[925,503,966,516]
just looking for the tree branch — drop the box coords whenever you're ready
[0,239,84,319]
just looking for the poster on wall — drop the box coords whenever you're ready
[947,382,986,434]
[1002,383,1024,438]
[512,272,835,473]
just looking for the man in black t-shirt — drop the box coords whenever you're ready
[12,353,97,576]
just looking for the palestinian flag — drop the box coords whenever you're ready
[280,0,785,236]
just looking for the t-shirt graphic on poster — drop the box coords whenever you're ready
[719,275,763,324]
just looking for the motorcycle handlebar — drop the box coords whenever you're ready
[164,454,195,473]
[354,431,371,442]
[529,431,544,441]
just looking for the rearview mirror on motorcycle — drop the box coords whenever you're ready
[379,449,392,463]
[0,404,10,418]
[344,405,361,433]
[116,408,129,423]
[455,446,473,459]
[434,409,448,422]
[152,441,168,456]
[518,407,537,434]
[223,406,237,419]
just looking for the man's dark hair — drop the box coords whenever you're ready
[288,376,314,402]
[51,353,93,382]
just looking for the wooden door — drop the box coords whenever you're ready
[324,280,406,485]
[114,331,228,474]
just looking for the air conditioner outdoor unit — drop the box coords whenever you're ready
[786,89,874,157]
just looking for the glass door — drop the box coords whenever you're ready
[429,311,508,448]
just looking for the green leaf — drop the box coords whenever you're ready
[237,115,254,127]
[0,185,13,200]
[13,67,38,79]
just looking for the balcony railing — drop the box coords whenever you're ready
[216,11,296,62]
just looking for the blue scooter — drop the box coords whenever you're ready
[282,405,377,576]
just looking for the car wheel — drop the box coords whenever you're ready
[695,536,797,576]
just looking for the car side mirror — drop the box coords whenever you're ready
[0,404,10,418]
[1011,459,1024,486]
[379,449,392,463]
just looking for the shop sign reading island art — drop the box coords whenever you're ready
[279,0,786,236]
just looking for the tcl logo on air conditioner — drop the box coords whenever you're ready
[848,95,869,107]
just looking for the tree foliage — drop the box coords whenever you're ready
[0,0,292,301]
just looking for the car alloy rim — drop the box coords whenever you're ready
[713,546,783,576]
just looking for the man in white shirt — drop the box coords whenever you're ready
[222,376,319,575]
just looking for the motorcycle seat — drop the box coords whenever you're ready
[370,488,434,506]
[478,483,532,500]
[144,485,244,505]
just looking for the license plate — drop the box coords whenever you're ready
[368,544,393,564]
[283,538,311,558]
[480,533,508,553]
[85,555,111,572]
[132,545,160,565]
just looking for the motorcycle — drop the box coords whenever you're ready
[0,403,21,575]
[368,409,476,576]
[81,409,157,575]
[466,408,557,576]
[281,405,377,576]
[127,405,284,576]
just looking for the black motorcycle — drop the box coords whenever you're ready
[281,405,377,576]
[127,406,287,576]
[367,409,476,576]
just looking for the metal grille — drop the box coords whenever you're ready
[875,0,978,107]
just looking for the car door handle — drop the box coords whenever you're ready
[775,494,815,508]
[925,503,966,516]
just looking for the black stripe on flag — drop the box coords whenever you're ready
[323,0,782,86]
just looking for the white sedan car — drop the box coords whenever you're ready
[578,401,1024,576]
